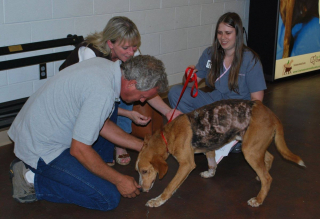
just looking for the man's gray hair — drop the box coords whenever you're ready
[120,55,168,93]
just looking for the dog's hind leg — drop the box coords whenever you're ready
[256,151,274,181]
[244,148,273,207]
[242,104,274,207]
[200,150,217,178]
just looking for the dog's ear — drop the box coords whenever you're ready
[150,155,168,179]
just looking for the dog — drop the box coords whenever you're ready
[280,0,319,58]
[136,99,305,207]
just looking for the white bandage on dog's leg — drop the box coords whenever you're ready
[214,140,238,163]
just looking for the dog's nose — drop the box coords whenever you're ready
[138,187,143,192]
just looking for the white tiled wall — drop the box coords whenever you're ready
[0,0,250,103]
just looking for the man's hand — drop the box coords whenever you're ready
[116,175,141,198]
[129,111,151,126]
[70,139,141,197]
[165,108,183,121]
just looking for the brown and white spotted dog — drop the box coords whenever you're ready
[136,99,305,207]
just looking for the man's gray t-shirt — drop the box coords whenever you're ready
[8,57,121,169]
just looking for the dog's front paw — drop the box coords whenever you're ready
[200,169,216,178]
[145,195,166,207]
[247,197,262,207]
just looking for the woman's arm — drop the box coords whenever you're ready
[118,107,151,125]
[251,90,264,102]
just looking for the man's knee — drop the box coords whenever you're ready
[97,189,121,211]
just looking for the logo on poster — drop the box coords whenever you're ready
[283,60,293,75]
[310,55,320,65]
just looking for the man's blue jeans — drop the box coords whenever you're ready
[30,103,121,211]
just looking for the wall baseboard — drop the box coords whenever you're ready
[0,128,12,147]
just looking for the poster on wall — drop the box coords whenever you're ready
[275,0,320,79]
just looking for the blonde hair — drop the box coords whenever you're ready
[85,16,141,56]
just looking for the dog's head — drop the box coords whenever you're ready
[135,134,168,192]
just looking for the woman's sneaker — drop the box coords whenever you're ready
[9,159,37,203]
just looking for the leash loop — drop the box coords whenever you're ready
[184,67,198,97]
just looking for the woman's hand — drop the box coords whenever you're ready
[184,65,199,85]
[129,111,151,126]
[187,65,197,70]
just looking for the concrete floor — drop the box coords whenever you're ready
[1,72,319,218]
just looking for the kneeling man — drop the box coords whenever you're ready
[8,55,168,211]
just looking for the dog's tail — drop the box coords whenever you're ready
[274,119,306,167]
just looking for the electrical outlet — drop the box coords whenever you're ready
[39,63,47,80]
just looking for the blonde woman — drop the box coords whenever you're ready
[60,16,181,165]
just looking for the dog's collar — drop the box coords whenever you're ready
[160,131,169,153]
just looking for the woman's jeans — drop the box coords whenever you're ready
[30,103,121,211]
[117,98,133,134]
[168,84,223,113]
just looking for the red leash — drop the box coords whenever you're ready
[161,67,199,151]
[161,132,169,153]
[168,67,198,123]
